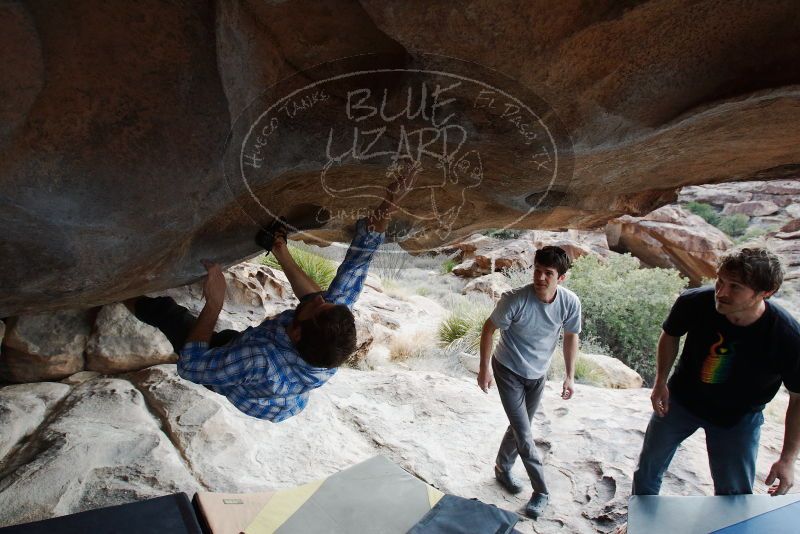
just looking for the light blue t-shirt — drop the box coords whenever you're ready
[490,284,582,379]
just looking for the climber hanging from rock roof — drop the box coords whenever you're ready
[126,163,416,422]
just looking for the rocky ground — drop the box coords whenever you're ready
[1,366,795,533]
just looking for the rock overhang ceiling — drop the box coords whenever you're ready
[1,0,799,316]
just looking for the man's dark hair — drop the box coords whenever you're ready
[534,246,572,276]
[295,304,357,368]
[718,247,784,294]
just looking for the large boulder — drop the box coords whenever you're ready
[751,194,795,208]
[0,311,92,383]
[354,285,446,332]
[153,261,297,332]
[749,181,800,197]
[680,180,800,217]
[548,349,644,389]
[462,272,513,300]
[0,382,71,464]
[606,205,733,285]
[3,2,800,316]
[452,237,536,277]
[532,229,612,259]
[451,230,608,278]
[758,223,800,321]
[770,229,800,282]
[85,303,176,374]
[769,228,800,319]
[780,219,800,234]
[785,204,800,220]
[0,378,200,526]
[721,200,779,217]
[578,353,644,389]
[678,184,753,206]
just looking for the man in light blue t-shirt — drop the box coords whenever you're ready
[478,246,582,519]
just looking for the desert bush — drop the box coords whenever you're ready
[482,228,524,239]
[261,245,338,289]
[684,202,752,239]
[546,351,605,386]
[735,225,775,245]
[565,254,687,385]
[389,329,437,362]
[414,286,431,297]
[683,201,721,226]
[717,214,749,238]
[437,295,496,353]
[408,251,454,271]
[370,243,409,282]
[441,258,459,274]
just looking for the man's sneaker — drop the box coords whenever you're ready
[494,466,524,494]
[525,492,549,519]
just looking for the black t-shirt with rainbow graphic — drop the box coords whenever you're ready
[664,287,800,427]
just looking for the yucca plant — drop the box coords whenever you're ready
[261,245,338,290]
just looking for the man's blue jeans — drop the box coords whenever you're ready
[632,398,763,495]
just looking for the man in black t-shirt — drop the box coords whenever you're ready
[632,247,800,496]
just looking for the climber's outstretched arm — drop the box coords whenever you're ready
[270,237,321,300]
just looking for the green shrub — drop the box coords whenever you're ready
[577,333,612,357]
[261,245,338,290]
[437,296,495,353]
[717,214,749,238]
[547,351,605,386]
[441,258,459,274]
[735,224,776,245]
[482,228,524,239]
[438,314,472,345]
[565,254,687,385]
[261,253,281,270]
[574,357,604,385]
[683,201,721,226]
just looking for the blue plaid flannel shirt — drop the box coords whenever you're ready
[178,218,385,422]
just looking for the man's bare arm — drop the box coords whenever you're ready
[782,393,800,461]
[562,332,579,400]
[651,330,681,417]
[766,392,800,495]
[185,261,226,344]
[185,303,223,344]
[477,319,497,393]
[271,238,321,300]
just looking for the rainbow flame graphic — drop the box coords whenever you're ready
[700,333,734,384]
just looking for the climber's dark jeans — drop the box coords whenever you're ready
[133,296,239,353]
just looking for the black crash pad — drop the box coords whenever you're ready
[0,493,202,534]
